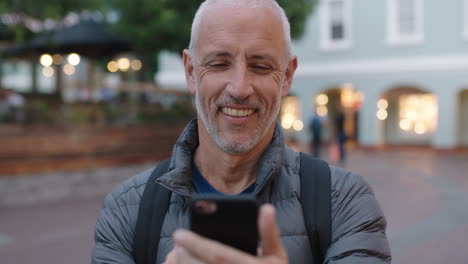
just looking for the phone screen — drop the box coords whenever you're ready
[189,195,259,255]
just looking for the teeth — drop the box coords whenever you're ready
[222,107,254,117]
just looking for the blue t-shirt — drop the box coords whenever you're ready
[192,161,256,195]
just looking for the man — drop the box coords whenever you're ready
[334,109,347,164]
[0,88,25,122]
[310,111,323,158]
[92,0,391,263]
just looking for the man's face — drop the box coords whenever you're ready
[184,3,297,155]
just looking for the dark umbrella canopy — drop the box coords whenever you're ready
[1,19,131,58]
[0,23,14,42]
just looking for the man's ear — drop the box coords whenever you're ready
[281,56,298,96]
[183,49,196,95]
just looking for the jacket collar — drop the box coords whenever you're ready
[156,118,285,197]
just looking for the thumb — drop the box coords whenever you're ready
[258,204,287,258]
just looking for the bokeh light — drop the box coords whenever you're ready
[292,120,304,131]
[67,53,81,66]
[40,54,53,67]
[131,59,142,71]
[414,122,426,135]
[316,93,328,106]
[107,61,119,72]
[377,99,388,109]
[399,119,411,131]
[317,105,328,117]
[52,54,62,65]
[117,58,130,72]
[42,66,54,77]
[377,109,388,120]
[63,64,75,75]
[281,114,294,129]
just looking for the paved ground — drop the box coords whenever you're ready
[344,148,468,264]
[1,148,467,263]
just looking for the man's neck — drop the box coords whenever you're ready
[193,124,275,195]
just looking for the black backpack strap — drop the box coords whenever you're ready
[299,152,332,263]
[133,158,171,264]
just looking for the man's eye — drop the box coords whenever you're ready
[208,63,228,68]
[252,65,272,72]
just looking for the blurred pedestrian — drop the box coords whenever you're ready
[335,109,347,164]
[0,89,8,121]
[0,88,25,123]
[99,86,116,103]
[309,111,322,158]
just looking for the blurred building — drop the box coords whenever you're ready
[291,0,468,149]
[157,0,468,150]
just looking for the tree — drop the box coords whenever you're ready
[107,0,317,81]
[277,0,317,40]
[1,0,317,81]
[0,0,103,43]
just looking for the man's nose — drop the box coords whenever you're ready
[226,66,254,99]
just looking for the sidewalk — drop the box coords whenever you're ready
[345,148,468,264]
[1,148,468,263]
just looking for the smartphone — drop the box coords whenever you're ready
[189,194,259,255]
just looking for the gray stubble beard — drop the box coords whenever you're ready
[195,92,281,155]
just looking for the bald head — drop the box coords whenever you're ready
[188,0,292,60]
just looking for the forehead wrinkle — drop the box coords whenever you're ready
[200,27,279,54]
[192,5,291,67]
[249,54,275,61]
[203,19,276,42]
[200,51,233,62]
[198,37,284,65]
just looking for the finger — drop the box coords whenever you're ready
[164,246,205,264]
[163,246,180,264]
[176,247,206,264]
[173,229,255,264]
[258,204,286,258]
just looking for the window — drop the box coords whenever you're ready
[330,1,345,40]
[387,0,424,45]
[320,0,352,50]
[465,0,468,40]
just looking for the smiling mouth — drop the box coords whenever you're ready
[221,107,254,117]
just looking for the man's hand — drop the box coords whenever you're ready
[164,204,287,264]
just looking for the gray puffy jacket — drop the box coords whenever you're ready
[92,120,391,263]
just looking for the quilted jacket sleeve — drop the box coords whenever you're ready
[91,193,137,264]
[91,169,152,264]
[325,167,391,264]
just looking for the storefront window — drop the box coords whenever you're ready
[280,96,303,131]
[399,94,437,135]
